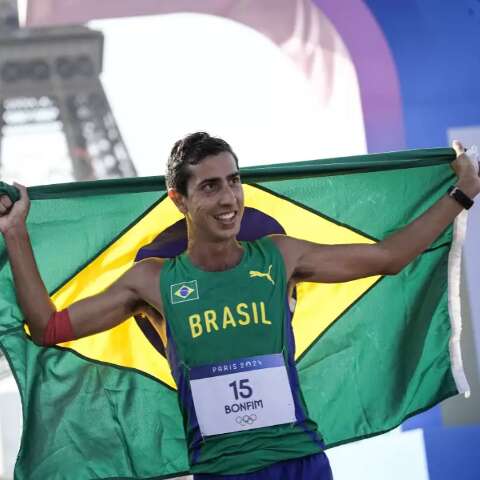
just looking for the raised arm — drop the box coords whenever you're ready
[272,141,480,284]
[0,184,164,345]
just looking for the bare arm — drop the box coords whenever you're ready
[64,259,164,340]
[272,141,480,284]
[0,185,164,344]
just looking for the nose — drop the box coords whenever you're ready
[219,182,236,206]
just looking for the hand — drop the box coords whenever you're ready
[451,140,480,198]
[0,183,30,235]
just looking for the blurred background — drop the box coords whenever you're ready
[0,0,479,479]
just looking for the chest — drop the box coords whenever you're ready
[163,255,287,364]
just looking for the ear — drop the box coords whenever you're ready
[168,188,188,214]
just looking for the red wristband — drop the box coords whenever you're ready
[42,309,75,346]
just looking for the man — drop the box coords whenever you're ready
[0,133,478,479]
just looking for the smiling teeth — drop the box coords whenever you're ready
[216,212,235,220]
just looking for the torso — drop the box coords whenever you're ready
[151,237,323,475]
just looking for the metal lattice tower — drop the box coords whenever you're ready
[0,0,18,33]
[0,17,136,180]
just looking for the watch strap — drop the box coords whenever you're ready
[448,186,474,210]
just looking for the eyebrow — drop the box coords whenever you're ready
[198,171,240,185]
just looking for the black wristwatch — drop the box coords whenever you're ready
[447,186,474,210]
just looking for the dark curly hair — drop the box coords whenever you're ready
[166,132,239,196]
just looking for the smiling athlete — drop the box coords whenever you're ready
[0,133,479,479]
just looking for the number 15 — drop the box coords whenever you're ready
[228,379,253,400]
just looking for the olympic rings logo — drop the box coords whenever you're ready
[236,414,257,426]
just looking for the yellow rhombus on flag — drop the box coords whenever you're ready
[45,184,380,389]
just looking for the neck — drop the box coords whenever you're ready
[187,237,243,272]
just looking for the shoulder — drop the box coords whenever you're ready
[249,235,290,260]
[120,257,165,291]
[266,235,306,280]
[123,258,167,314]
[267,234,290,249]
[266,234,299,257]
[131,257,165,276]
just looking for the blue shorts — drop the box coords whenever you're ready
[194,452,333,480]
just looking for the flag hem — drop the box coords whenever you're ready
[447,210,470,397]
[13,148,454,201]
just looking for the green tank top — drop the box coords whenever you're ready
[160,237,323,475]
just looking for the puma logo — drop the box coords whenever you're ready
[249,265,275,285]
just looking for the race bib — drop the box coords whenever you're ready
[189,353,296,436]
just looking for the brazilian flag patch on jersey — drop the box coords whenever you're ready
[171,280,199,304]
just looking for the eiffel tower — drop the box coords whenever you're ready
[0,0,136,181]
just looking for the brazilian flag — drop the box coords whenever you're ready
[0,149,470,479]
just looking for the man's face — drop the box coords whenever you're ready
[178,152,244,242]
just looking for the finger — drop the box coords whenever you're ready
[13,182,29,202]
[0,195,13,210]
[452,140,466,157]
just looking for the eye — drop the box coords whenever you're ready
[231,176,241,185]
[202,182,216,193]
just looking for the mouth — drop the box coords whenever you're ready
[213,211,237,225]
